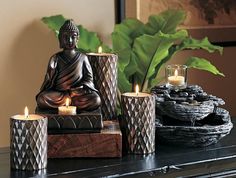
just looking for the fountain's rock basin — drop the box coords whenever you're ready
[151,85,225,122]
[156,108,233,147]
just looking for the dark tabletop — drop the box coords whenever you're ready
[1,118,236,178]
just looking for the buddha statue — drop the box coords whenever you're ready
[36,20,101,112]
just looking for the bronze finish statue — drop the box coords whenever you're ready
[36,20,101,111]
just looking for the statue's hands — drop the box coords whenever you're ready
[70,87,84,97]
[70,86,91,97]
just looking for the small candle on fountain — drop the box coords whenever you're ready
[10,106,47,170]
[58,98,77,115]
[168,69,185,86]
[166,64,187,89]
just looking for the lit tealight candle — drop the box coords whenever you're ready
[168,69,185,86]
[135,84,139,96]
[13,106,44,120]
[124,84,150,98]
[98,46,103,53]
[58,98,77,115]
[10,107,47,170]
[166,64,187,90]
[121,85,155,154]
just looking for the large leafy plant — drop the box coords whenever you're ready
[42,10,224,94]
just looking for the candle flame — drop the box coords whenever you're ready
[24,106,29,119]
[135,85,139,96]
[98,46,102,53]
[65,98,70,107]
[174,69,178,77]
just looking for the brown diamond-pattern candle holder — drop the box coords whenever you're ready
[10,115,47,170]
[88,53,118,120]
[121,93,155,154]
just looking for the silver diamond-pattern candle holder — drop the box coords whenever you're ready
[88,53,118,120]
[121,93,155,154]
[10,115,47,170]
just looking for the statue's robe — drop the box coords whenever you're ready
[36,51,101,111]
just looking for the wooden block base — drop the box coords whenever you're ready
[48,121,122,158]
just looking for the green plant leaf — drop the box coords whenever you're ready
[185,57,225,76]
[132,30,188,91]
[117,51,138,93]
[112,19,144,49]
[77,25,102,53]
[178,37,223,54]
[112,32,132,72]
[141,9,186,35]
[112,19,144,92]
[149,46,177,88]
[117,48,132,72]
[131,9,186,40]
[118,68,132,93]
[41,15,66,36]
[100,44,112,53]
[124,52,140,78]
[150,76,165,88]
[112,19,144,71]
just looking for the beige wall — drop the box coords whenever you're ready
[0,0,115,147]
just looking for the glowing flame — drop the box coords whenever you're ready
[174,69,178,77]
[24,106,29,119]
[65,98,70,107]
[98,46,102,53]
[135,85,139,96]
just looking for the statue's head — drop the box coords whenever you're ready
[59,20,79,49]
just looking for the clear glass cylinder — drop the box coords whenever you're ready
[165,64,187,90]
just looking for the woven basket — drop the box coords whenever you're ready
[156,108,233,147]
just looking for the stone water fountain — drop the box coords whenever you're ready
[151,85,233,147]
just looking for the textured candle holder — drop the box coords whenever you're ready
[121,93,155,154]
[165,64,187,90]
[10,115,47,170]
[88,53,118,120]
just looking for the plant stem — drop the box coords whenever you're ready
[141,50,157,91]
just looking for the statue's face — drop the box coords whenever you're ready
[61,32,78,49]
